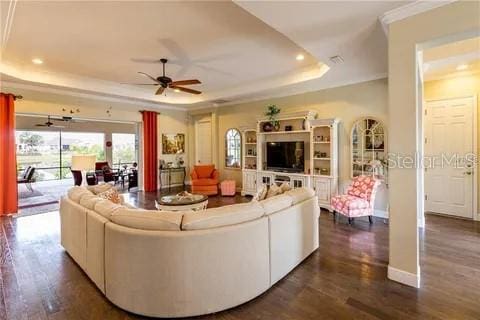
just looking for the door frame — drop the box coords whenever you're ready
[423,95,478,221]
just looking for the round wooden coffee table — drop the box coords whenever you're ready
[155,194,208,211]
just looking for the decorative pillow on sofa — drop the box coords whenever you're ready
[266,183,282,199]
[97,188,122,204]
[253,184,268,201]
[279,182,292,193]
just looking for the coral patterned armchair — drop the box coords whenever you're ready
[190,164,219,196]
[331,175,380,224]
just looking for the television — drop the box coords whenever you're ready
[266,141,305,173]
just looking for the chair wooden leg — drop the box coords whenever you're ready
[368,216,373,224]
[332,211,336,222]
[348,217,353,225]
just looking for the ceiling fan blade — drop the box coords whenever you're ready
[138,72,161,84]
[35,124,47,127]
[170,79,201,86]
[170,86,202,95]
[155,87,165,95]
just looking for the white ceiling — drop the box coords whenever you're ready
[1,1,440,110]
[423,37,480,81]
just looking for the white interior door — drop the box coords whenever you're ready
[425,97,475,218]
[195,119,212,164]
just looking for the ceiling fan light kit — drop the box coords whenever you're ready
[134,58,202,95]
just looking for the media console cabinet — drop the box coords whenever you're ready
[241,111,339,211]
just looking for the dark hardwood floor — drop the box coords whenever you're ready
[1,190,479,320]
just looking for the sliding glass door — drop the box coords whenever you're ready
[16,130,105,181]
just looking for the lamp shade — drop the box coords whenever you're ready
[71,154,96,171]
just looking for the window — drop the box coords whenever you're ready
[112,133,137,166]
[225,128,241,168]
[15,130,105,181]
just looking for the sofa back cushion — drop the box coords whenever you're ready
[259,194,293,215]
[182,201,264,230]
[68,186,93,203]
[79,193,103,210]
[87,183,114,195]
[111,208,183,231]
[284,187,315,205]
[94,199,124,219]
[194,165,215,179]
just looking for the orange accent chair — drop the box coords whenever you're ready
[190,164,219,196]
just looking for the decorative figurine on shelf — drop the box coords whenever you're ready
[264,104,281,132]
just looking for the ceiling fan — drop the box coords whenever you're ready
[128,58,202,95]
[35,116,65,128]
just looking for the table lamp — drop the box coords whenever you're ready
[71,154,96,186]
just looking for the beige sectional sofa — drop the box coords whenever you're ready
[60,185,320,318]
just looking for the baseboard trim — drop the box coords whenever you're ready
[374,209,388,219]
[387,265,420,288]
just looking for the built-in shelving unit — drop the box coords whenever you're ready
[240,111,340,210]
[241,128,258,196]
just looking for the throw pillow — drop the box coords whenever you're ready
[98,187,122,204]
[253,184,268,201]
[266,183,282,198]
[280,182,292,193]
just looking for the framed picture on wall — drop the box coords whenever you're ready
[162,133,185,154]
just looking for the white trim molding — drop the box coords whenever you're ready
[380,1,457,35]
[388,265,421,288]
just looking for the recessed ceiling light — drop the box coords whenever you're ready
[174,89,180,93]
[32,58,43,65]
[456,64,468,71]
[296,54,305,61]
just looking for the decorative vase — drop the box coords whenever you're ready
[263,122,273,132]
[273,122,280,131]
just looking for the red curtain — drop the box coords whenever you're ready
[142,111,158,192]
[0,93,18,215]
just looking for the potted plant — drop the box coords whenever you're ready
[264,104,281,132]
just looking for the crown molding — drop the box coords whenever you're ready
[379,1,457,36]
[1,80,188,112]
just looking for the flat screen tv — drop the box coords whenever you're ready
[266,141,304,173]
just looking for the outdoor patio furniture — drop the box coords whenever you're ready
[17,166,36,192]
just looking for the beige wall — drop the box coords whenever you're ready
[424,73,480,207]
[194,79,389,205]
[388,0,479,285]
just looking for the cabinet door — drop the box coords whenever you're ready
[244,172,256,192]
[314,178,331,204]
[291,177,306,189]
[258,174,273,187]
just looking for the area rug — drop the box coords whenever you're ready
[18,189,43,199]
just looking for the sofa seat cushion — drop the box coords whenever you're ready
[94,199,124,219]
[111,208,183,231]
[195,165,215,178]
[260,194,293,215]
[68,186,93,203]
[182,202,264,230]
[79,193,103,210]
[191,178,218,186]
[285,187,315,205]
